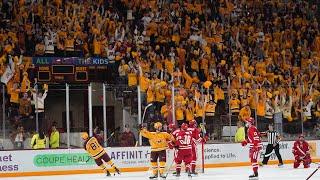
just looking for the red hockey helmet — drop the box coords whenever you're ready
[189,119,197,128]
[245,117,255,124]
[181,123,189,131]
[299,134,305,138]
[168,123,176,131]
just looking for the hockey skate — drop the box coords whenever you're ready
[187,171,192,179]
[105,170,111,177]
[249,172,258,180]
[114,167,121,175]
[278,163,284,167]
[149,174,158,179]
[190,171,198,176]
[173,172,181,177]
[159,174,167,179]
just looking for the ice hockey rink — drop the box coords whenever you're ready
[2,164,320,180]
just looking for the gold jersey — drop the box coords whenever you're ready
[140,129,174,152]
[84,136,105,159]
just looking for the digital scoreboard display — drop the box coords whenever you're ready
[33,57,111,83]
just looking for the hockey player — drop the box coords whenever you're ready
[175,123,193,177]
[168,123,180,137]
[188,119,203,175]
[292,134,311,168]
[241,117,262,179]
[81,132,120,176]
[140,122,174,179]
[167,123,181,176]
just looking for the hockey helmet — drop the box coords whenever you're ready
[245,117,255,125]
[299,134,305,138]
[168,123,176,131]
[154,122,163,130]
[189,119,197,128]
[181,123,189,131]
[81,132,89,140]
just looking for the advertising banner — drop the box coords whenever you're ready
[203,140,319,164]
[0,141,319,175]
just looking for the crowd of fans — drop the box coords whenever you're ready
[0,0,320,147]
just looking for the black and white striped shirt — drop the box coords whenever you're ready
[267,131,280,145]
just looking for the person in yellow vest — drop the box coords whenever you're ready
[140,122,174,179]
[30,131,46,149]
[235,121,245,143]
[82,132,120,176]
[49,124,60,148]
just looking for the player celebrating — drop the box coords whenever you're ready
[168,123,180,149]
[292,134,311,168]
[188,119,203,175]
[81,132,120,176]
[241,117,262,179]
[140,122,174,179]
[168,123,180,136]
[175,123,193,177]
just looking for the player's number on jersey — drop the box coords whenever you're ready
[90,142,98,150]
[179,135,191,145]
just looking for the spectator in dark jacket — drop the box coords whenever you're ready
[120,124,136,147]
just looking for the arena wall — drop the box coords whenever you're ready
[0,141,319,177]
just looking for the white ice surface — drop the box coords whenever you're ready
[2,164,320,180]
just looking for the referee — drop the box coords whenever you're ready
[260,124,283,166]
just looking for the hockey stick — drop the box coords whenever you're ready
[164,150,177,178]
[142,103,153,124]
[306,167,319,180]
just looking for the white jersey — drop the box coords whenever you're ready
[303,101,314,118]
[44,36,54,54]
[265,101,274,119]
[51,31,57,46]
[107,48,115,61]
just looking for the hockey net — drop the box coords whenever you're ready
[165,143,205,174]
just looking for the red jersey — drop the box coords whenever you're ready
[247,125,262,149]
[171,128,181,138]
[187,127,202,145]
[292,140,310,157]
[175,130,193,150]
[168,128,180,149]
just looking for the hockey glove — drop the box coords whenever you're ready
[241,140,247,146]
[168,142,174,149]
[139,124,146,130]
[202,135,209,143]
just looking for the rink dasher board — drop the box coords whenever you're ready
[0,141,320,177]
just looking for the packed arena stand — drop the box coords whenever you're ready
[0,0,319,150]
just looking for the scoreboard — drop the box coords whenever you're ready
[33,57,111,83]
